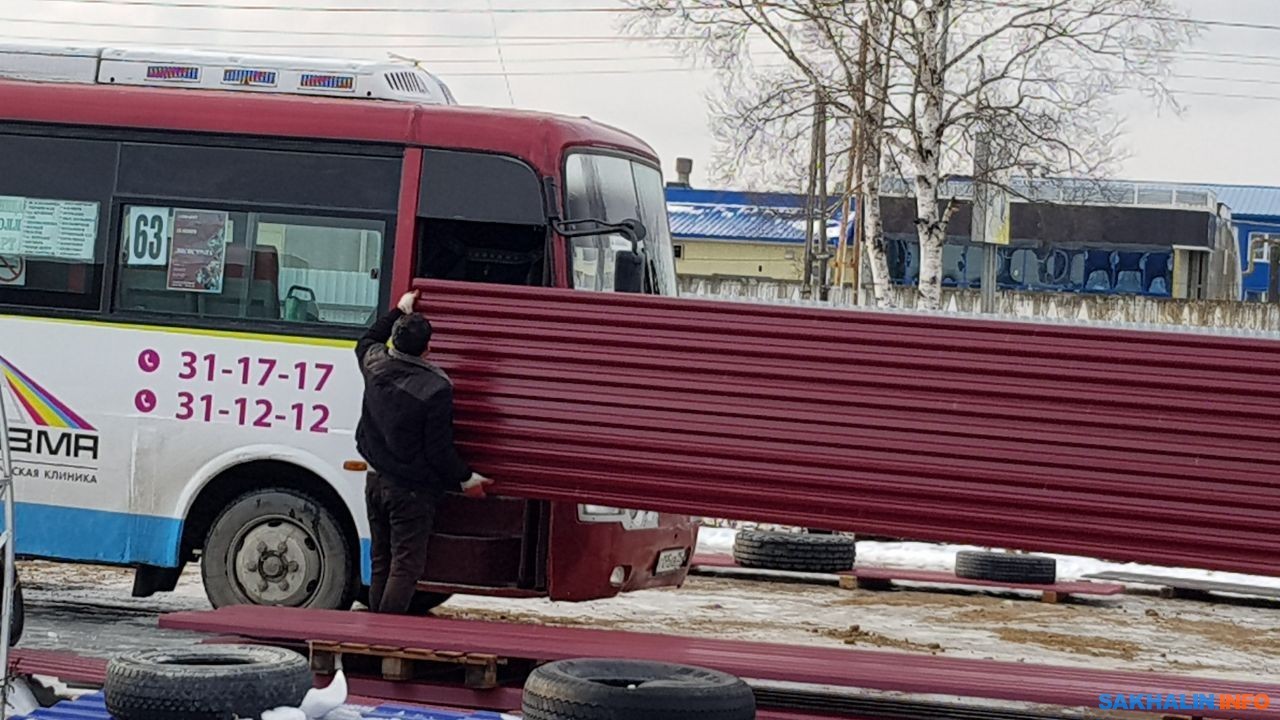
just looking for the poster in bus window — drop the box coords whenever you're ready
[0,196,99,262]
[167,209,228,293]
[21,199,99,261]
[0,196,23,255]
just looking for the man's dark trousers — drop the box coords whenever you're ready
[365,471,437,614]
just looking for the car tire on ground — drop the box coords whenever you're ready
[202,488,356,610]
[522,658,756,720]
[7,578,23,646]
[954,550,1056,584]
[733,530,856,572]
[104,645,311,720]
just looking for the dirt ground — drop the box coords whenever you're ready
[16,559,1278,683]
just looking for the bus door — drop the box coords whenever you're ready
[412,148,554,594]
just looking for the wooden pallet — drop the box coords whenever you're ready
[837,567,1125,604]
[1083,571,1280,602]
[691,555,1124,604]
[309,640,507,688]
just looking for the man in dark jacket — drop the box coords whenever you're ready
[355,289,492,614]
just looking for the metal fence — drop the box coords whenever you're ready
[680,278,1280,337]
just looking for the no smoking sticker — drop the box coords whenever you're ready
[0,255,25,286]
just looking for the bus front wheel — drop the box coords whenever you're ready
[202,488,356,611]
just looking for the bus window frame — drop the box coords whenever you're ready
[0,128,117,317]
[559,147,670,295]
[0,121,405,339]
[414,146,554,291]
[106,195,396,340]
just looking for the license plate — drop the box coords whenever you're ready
[655,548,687,575]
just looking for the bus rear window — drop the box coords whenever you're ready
[0,195,104,312]
[0,132,115,313]
[115,205,385,327]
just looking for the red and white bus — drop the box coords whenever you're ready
[0,45,697,612]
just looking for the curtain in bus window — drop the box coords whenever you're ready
[115,205,384,327]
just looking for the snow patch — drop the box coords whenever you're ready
[697,528,1280,588]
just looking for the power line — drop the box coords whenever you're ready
[446,66,746,76]
[11,28,1280,70]
[38,0,633,13]
[35,0,1280,36]
[0,14,707,41]
[12,12,1280,64]
[970,0,1280,34]
[0,33,708,60]
[485,0,515,104]
[13,30,1280,86]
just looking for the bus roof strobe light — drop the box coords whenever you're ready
[145,65,199,82]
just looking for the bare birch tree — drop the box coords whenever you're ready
[881,0,1194,308]
[624,1,900,305]
[626,0,1194,310]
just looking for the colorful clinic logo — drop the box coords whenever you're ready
[1099,693,1270,712]
[0,355,95,430]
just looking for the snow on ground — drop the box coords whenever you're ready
[436,577,1279,683]
[14,537,1280,686]
[697,527,1280,589]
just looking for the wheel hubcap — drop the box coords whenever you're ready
[231,517,323,606]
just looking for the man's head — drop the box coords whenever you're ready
[391,314,433,356]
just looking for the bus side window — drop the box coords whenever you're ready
[0,133,114,312]
[415,149,548,286]
[115,206,386,327]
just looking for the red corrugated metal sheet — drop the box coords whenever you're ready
[161,607,1280,720]
[413,280,1280,576]
[9,649,108,685]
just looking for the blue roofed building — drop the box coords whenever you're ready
[664,186,851,283]
[665,174,1263,301]
[1187,184,1280,300]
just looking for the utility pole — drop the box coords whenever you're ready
[1270,244,1280,304]
[836,20,871,304]
[972,128,1010,313]
[814,99,831,301]
[801,90,821,300]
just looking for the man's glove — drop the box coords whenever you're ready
[460,472,495,499]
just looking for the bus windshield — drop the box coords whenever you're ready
[564,153,679,297]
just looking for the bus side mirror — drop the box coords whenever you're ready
[614,250,644,293]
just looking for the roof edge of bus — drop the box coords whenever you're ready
[0,76,659,163]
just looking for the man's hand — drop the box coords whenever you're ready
[397,289,420,315]
[461,472,495,499]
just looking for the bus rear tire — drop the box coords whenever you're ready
[202,488,356,610]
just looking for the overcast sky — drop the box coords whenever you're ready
[12,0,1280,189]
